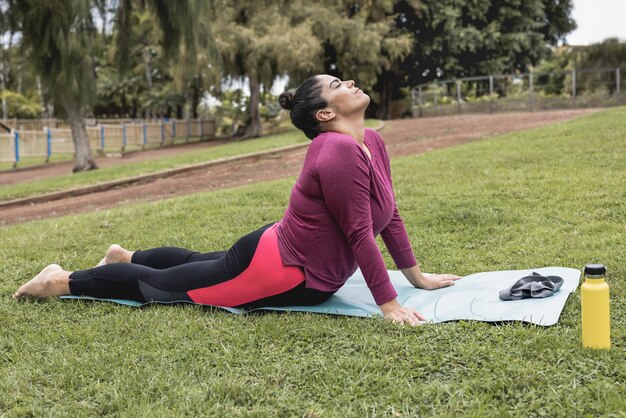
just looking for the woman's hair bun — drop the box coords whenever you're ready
[278,91,294,110]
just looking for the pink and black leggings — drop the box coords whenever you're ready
[68,222,335,310]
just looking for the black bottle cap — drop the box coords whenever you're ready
[584,264,606,276]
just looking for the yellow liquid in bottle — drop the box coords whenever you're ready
[581,276,611,349]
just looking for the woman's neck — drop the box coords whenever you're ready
[327,116,365,145]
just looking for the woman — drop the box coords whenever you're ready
[13,74,461,326]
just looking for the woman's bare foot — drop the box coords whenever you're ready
[13,264,71,299]
[96,244,134,267]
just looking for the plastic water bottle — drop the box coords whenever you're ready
[581,264,610,349]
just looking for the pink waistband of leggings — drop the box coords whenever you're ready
[187,223,306,307]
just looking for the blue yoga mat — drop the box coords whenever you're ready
[60,266,581,326]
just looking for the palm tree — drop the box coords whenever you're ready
[12,0,202,172]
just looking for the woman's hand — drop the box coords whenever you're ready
[400,265,462,290]
[414,273,462,290]
[379,299,425,326]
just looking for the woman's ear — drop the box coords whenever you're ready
[315,108,336,123]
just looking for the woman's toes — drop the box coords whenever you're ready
[14,264,64,299]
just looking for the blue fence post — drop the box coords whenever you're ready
[143,123,147,148]
[160,120,165,146]
[122,124,127,152]
[46,128,52,163]
[173,120,176,138]
[13,131,19,168]
[100,126,105,151]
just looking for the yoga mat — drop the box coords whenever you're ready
[60,266,581,326]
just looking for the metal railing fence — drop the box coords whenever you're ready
[0,118,216,167]
[411,68,623,117]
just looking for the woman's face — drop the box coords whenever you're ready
[316,74,370,121]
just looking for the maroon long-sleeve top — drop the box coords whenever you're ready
[275,128,418,305]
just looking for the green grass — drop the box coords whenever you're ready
[0,136,212,171]
[0,119,381,202]
[1,109,624,416]
[0,153,75,171]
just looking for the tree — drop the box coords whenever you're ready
[575,38,626,94]
[12,0,202,172]
[0,3,30,119]
[300,0,415,120]
[544,38,626,96]
[534,46,572,96]
[371,0,577,118]
[209,0,322,139]
[574,38,626,71]
[99,9,170,119]
[0,90,43,117]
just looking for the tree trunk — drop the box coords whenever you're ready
[0,42,7,120]
[67,103,98,172]
[143,47,153,120]
[242,69,262,139]
[45,101,54,118]
[131,98,138,118]
[376,71,393,120]
[1,32,13,120]
[36,76,46,118]
[17,63,22,94]
[121,94,128,117]
[191,80,199,119]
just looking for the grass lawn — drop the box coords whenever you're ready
[0,136,211,172]
[0,120,381,202]
[1,109,624,416]
[0,153,76,171]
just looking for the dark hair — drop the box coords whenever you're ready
[279,75,327,140]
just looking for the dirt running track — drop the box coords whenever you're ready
[0,109,600,226]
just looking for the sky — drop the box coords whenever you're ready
[567,0,626,45]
